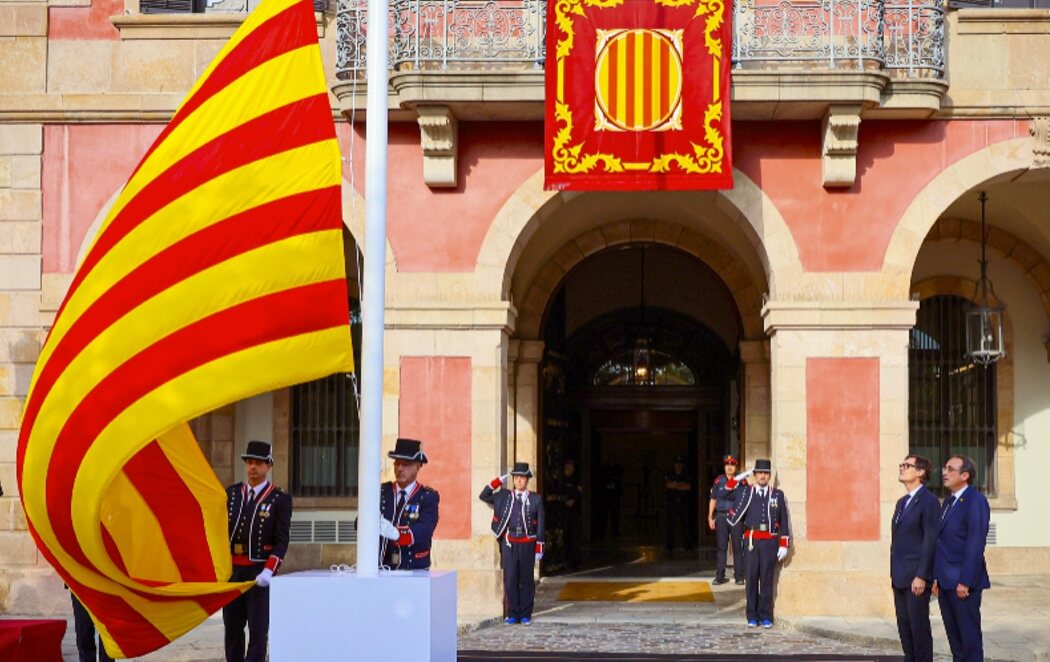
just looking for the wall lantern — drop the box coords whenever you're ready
[965,192,1006,366]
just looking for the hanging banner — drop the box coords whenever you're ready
[545,0,733,191]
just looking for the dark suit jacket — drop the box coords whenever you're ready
[934,486,991,591]
[890,485,940,589]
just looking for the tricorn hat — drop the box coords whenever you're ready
[509,462,533,478]
[754,458,772,472]
[389,438,428,464]
[241,440,273,464]
[723,454,738,465]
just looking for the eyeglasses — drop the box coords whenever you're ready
[943,465,962,473]
[898,462,916,470]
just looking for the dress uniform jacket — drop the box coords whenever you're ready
[226,482,291,571]
[728,484,791,544]
[380,480,440,569]
[480,484,545,551]
[728,484,791,624]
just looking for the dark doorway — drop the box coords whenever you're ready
[539,244,741,576]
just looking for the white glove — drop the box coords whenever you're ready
[500,473,510,483]
[256,568,274,587]
[776,547,788,562]
[380,518,400,540]
[536,553,543,561]
[735,469,753,481]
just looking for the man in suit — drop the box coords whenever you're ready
[727,458,790,628]
[933,455,991,662]
[224,440,292,662]
[378,438,440,569]
[480,462,545,625]
[890,454,940,662]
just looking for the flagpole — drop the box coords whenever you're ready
[356,0,389,579]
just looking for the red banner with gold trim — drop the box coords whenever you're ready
[545,0,733,191]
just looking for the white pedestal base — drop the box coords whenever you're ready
[270,569,457,661]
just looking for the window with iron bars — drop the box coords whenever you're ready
[290,297,361,497]
[908,295,997,496]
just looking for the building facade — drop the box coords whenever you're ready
[2,0,1050,623]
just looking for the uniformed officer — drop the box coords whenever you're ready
[224,440,292,662]
[664,456,694,554]
[480,462,545,625]
[728,458,790,628]
[546,459,583,570]
[379,438,440,569]
[708,454,748,585]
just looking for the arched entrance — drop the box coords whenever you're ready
[538,243,744,574]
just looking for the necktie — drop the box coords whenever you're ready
[246,486,256,506]
[941,495,956,520]
[397,489,407,515]
[896,495,912,523]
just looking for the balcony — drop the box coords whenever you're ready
[333,0,947,121]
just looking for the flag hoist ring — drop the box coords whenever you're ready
[594,29,684,132]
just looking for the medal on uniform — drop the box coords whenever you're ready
[408,504,419,521]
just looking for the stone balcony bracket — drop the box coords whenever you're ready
[821,104,863,188]
[1031,117,1050,169]
[416,105,458,188]
[762,300,920,334]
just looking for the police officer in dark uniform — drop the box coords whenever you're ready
[547,459,583,570]
[224,440,292,662]
[664,455,694,554]
[708,454,748,585]
[378,438,440,569]
[480,462,545,625]
[728,458,790,629]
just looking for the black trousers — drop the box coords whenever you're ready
[71,593,114,662]
[563,510,581,568]
[939,587,983,662]
[715,513,744,581]
[893,584,933,662]
[744,537,778,622]
[501,540,537,620]
[665,506,693,551]
[223,564,269,662]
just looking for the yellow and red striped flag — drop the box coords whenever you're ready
[16,0,352,657]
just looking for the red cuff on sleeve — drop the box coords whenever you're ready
[489,477,501,489]
[265,555,282,572]
[779,537,790,549]
[535,542,544,555]
[397,526,414,547]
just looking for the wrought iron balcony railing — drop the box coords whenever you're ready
[335,0,944,81]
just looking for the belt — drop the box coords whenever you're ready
[744,529,778,540]
[506,534,536,544]
[232,553,259,567]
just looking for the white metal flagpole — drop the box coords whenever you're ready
[356,0,390,579]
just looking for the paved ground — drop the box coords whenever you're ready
[24,571,1048,660]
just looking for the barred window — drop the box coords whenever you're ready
[908,295,996,495]
[290,299,361,497]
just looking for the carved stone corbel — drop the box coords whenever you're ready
[416,105,458,188]
[1030,117,1050,169]
[821,104,862,188]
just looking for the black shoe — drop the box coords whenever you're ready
[712,577,729,585]
[735,578,745,585]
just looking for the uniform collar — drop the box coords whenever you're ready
[397,481,417,496]
[246,480,269,498]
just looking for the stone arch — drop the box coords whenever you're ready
[514,222,764,340]
[475,167,803,309]
[910,276,1017,509]
[883,137,1034,294]
[923,217,1050,332]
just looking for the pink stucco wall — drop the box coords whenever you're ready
[41,124,164,274]
[45,119,1027,276]
[398,357,472,540]
[49,0,121,40]
[806,358,880,541]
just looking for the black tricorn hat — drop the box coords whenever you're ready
[754,458,772,472]
[509,462,533,478]
[241,440,273,464]
[389,438,428,464]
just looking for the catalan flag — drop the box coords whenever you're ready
[15,0,353,657]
